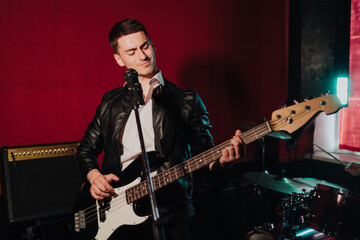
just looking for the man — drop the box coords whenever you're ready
[76,18,245,240]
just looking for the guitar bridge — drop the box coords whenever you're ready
[74,210,86,232]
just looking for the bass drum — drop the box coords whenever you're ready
[243,229,276,240]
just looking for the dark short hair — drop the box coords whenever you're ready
[108,18,150,54]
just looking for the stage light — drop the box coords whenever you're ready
[336,77,349,106]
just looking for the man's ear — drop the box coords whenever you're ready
[114,54,125,67]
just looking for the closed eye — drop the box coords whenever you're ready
[127,50,135,56]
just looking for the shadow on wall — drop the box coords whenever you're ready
[177,52,255,143]
[177,53,268,240]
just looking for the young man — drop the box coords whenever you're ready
[76,18,245,240]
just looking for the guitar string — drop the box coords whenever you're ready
[95,148,227,218]
[94,103,324,221]
[82,119,287,223]
[240,122,271,143]
[80,112,309,225]
[78,102,325,225]
[81,143,228,224]
[95,141,230,214]
[80,140,232,224]
[241,102,325,143]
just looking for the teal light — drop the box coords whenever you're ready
[336,77,349,106]
[296,228,316,237]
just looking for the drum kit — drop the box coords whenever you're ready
[243,171,360,240]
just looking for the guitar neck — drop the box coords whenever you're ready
[125,121,273,204]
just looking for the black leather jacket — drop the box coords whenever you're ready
[76,79,214,224]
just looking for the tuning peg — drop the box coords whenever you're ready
[280,104,287,109]
[321,91,330,96]
[293,100,299,104]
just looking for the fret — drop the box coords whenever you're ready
[134,186,139,200]
[158,175,164,188]
[154,176,159,189]
[174,167,178,179]
[163,171,170,186]
[197,153,206,168]
[183,162,190,175]
[125,189,131,203]
[194,156,199,169]
[265,121,272,133]
[241,122,272,145]
[140,184,147,197]
[175,166,184,179]
[157,174,163,189]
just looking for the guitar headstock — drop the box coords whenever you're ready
[270,94,342,134]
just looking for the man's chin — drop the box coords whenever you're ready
[137,68,157,79]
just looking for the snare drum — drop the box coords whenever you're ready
[308,184,360,238]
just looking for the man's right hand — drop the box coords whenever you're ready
[345,162,360,176]
[87,169,119,200]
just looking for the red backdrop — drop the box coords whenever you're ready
[0,0,288,156]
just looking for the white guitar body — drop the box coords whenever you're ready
[94,177,148,240]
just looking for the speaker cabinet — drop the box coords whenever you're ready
[0,141,83,224]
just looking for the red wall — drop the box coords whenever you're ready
[0,0,288,151]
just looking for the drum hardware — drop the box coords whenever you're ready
[279,193,311,239]
[242,171,360,239]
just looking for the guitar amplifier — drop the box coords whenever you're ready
[0,141,83,224]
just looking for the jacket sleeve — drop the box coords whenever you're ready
[76,99,106,181]
[187,91,215,157]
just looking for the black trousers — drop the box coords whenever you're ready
[108,218,191,240]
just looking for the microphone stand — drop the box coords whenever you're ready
[260,136,266,173]
[131,91,166,240]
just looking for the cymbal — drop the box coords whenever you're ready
[293,177,347,191]
[243,172,313,194]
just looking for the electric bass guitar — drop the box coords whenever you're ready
[72,94,341,240]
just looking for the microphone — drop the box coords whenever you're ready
[124,68,145,105]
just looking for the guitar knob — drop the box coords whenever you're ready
[286,118,293,124]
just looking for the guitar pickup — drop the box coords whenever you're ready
[98,197,112,222]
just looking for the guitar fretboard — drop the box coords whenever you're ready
[125,121,273,203]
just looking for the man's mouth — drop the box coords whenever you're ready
[139,60,150,67]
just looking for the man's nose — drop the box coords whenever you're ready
[137,49,148,59]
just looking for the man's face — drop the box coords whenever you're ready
[114,31,157,81]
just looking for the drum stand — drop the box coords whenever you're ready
[279,193,309,239]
